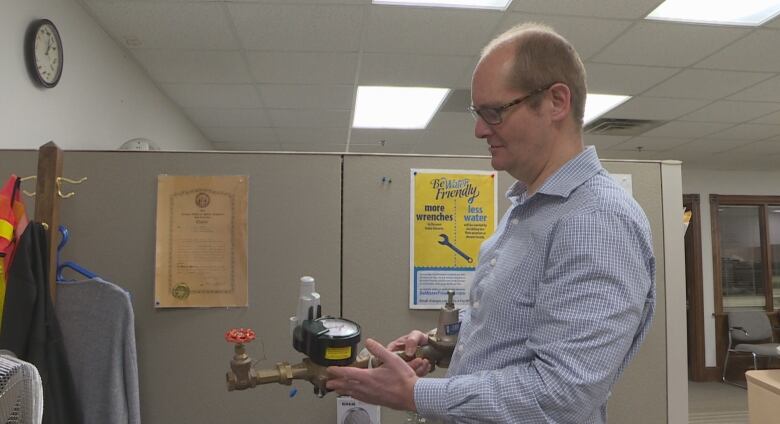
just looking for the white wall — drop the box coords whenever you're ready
[683,167,780,367]
[0,0,210,151]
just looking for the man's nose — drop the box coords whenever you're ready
[474,116,493,139]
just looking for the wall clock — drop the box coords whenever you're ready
[26,19,63,88]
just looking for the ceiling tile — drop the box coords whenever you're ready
[699,152,780,170]
[202,127,278,144]
[76,0,780,166]
[611,136,691,151]
[726,141,780,155]
[133,50,251,84]
[419,129,482,146]
[591,150,651,160]
[509,0,664,19]
[268,109,351,128]
[82,1,237,49]
[246,0,367,3]
[585,63,679,95]
[667,138,752,154]
[583,134,631,149]
[160,84,262,108]
[363,6,503,55]
[680,101,780,124]
[426,112,475,134]
[497,14,632,59]
[358,53,474,88]
[349,129,421,146]
[276,127,348,144]
[708,124,780,141]
[185,108,271,128]
[258,85,355,110]
[642,69,773,100]
[640,121,732,138]
[246,52,358,85]
[229,3,364,52]
[412,141,488,156]
[695,30,780,72]
[607,97,709,121]
[349,144,413,154]
[592,22,749,67]
[752,109,780,125]
[728,75,780,102]
[767,13,780,28]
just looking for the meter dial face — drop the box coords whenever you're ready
[320,318,359,337]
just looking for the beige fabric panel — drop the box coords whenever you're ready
[343,156,668,424]
[3,150,343,423]
[0,150,38,183]
[602,161,668,424]
[0,150,671,423]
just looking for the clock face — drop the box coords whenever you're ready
[29,20,63,88]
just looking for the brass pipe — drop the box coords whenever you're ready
[228,338,456,395]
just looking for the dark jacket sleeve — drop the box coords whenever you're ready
[0,223,83,424]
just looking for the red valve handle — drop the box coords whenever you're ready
[225,328,256,344]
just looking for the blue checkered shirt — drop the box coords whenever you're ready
[414,147,656,423]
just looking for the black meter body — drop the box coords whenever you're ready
[293,315,361,366]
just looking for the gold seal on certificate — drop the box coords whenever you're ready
[172,283,190,300]
[154,175,248,308]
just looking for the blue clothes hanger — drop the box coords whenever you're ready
[56,225,99,281]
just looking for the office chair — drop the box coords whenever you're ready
[722,310,780,388]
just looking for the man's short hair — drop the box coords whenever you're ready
[481,23,587,127]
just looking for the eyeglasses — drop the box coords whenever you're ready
[467,83,554,125]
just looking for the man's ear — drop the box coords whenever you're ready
[548,83,572,123]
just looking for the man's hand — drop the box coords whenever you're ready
[326,338,418,411]
[387,330,431,377]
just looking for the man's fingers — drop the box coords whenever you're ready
[408,358,431,376]
[365,338,404,369]
[404,338,417,357]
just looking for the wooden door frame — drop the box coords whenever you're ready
[709,194,780,380]
[684,194,708,381]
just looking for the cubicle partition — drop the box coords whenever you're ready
[0,150,685,423]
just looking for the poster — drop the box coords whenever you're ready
[155,175,248,308]
[410,169,497,309]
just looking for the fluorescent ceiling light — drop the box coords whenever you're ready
[373,0,512,11]
[583,94,631,125]
[646,0,780,26]
[353,86,450,129]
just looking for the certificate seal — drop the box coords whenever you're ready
[195,192,211,208]
[172,283,191,300]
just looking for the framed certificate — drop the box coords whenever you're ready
[154,175,248,308]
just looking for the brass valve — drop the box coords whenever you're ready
[225,290,460,397]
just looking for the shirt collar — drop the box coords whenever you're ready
[506,146,603,203]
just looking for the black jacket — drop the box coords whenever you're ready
[0,222,83,424]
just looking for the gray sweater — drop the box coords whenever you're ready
[56,278,140,424]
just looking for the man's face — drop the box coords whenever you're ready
[470,47,552,183]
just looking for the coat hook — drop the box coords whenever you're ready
[19,175,37,197]
[56,176,87,199]
[381,177,392,184]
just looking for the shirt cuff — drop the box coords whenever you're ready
[414,377,449,419]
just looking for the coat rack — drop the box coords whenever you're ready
[26,142,88,301]
[33,141,63,301]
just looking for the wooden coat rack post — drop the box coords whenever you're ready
[33,141,63,302]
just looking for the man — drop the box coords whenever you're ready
[327,22,655,424]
